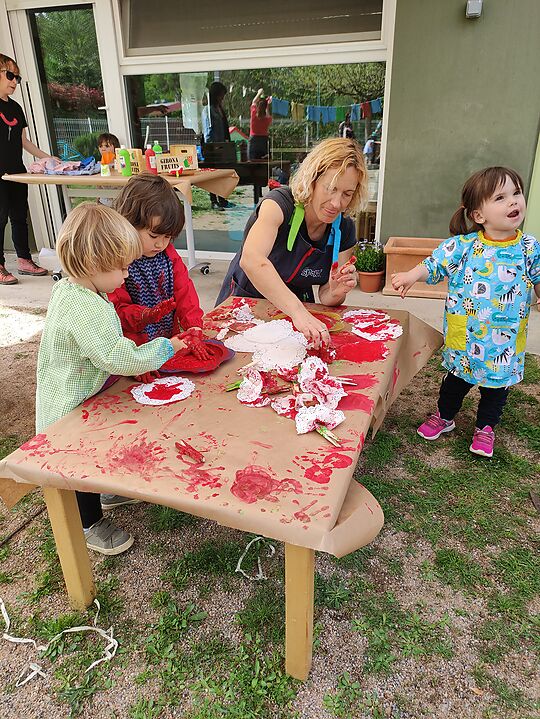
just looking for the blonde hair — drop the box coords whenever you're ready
[290,137,368,215]
[57,203,142,278]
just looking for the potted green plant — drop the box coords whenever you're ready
[355,244,386,293]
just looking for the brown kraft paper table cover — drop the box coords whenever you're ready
[0,301,442,558]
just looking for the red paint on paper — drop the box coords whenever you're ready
[145,383,185,400]
[104,437,166,475]
[341,373,378,389]
[231,465,303,504]
[249,440,273,449]
[303,452,353,484]
[335,338,389,363]
[338,392,374,412]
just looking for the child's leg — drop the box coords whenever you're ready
[76,491,103,529]
[437,372,473,420]
[476,386,509,429]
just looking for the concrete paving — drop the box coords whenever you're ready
[1,252,539,355]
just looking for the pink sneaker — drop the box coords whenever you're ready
[0,264,18,285]
[417,412,456,440]
[17,258,48,276]
[470,426,494,458]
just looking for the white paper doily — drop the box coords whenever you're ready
[131,376,196,405]
[225,320,307,371]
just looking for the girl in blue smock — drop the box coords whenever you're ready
[392,166,540,458]
[216,138,369,347]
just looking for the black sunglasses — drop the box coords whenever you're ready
[1,69,22,84]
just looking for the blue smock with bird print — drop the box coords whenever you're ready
[422,231,540,388]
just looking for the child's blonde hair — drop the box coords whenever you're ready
[290,137,368,215]
[57,203,142,277]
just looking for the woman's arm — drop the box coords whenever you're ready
[21,129,52,160]
[239,199,330,346]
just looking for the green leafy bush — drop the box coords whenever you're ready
[355,245,385,273]
[73,131,101,160]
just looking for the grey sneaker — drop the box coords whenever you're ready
[100,494,140,510]
[85,517,134,555]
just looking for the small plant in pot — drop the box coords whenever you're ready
[354,244,386,293]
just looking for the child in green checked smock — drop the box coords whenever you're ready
[36,203,187,555]
[392,166,540,459]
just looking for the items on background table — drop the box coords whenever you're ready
[130,376,195,405]
[152,139,163,155]
[28,156,99,176]
[117,146,132,177]
[145,144,158,174]
[100,151,115,177]
[160,339,235,375]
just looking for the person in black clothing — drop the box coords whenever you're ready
[204,81,233,210]
[0,53,53,285]
[338,112,355,140]
[216,138,368,346]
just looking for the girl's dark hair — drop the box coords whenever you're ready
[97,132,120,149]
[449,166,524,236]
[114,173,185,237]
[255,96,267,118]
[209,81,227,107]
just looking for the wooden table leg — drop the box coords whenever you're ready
[285,543,314,680]
[43,487,95,610]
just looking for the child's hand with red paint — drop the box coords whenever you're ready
[141,297,176,326]
[179,327,212,361]
[135,370,160,384]
[391,264,428,298]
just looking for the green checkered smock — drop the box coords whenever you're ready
[36,279,174,432]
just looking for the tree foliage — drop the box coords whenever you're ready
[35,9,102,89]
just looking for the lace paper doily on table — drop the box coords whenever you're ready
[224,320,308,371]
[343,309,403,342]
[131,376,196,405]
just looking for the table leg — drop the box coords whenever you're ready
[175,188,196,270]
[285,543,314,680]
[42,487,95,610]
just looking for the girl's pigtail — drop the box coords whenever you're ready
[449,206,469,236]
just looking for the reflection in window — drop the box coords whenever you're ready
[30,7,108,161]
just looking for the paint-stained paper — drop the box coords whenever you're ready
[0,301,442,558]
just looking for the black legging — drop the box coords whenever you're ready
[76,492,103,529]
[438,372,509,429]
[0,178,32,265]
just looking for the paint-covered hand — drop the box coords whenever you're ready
[179,327,212,361]
[170,336,188,353]
[135,370,160,384]
[391,270,416,298]
[329,257,357,295]
[291,307,330,348]
[141,297,176,326]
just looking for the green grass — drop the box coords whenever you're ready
[427,548,484,591]
[522,353,540,384]
[0,435,22,460]
[146,504,198,532]
[236,581,284,643]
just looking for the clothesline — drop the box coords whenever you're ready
[269,96,383,124]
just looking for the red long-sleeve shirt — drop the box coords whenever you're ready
[109,243,203,346]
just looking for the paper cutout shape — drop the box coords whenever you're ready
[131,376,195,405]
[344,309,403,342]
[225,320,307,371]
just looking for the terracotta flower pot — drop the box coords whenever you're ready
[357,270,385,293]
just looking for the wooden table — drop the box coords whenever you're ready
[1,169,239,272]
[0,300,441,679]
[199,160,291,203]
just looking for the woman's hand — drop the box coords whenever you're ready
[329,258,357,295]
[290,307,330,348]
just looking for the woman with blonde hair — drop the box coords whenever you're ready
[216,137,368,345]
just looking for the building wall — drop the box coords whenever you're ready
[380,0,540,243]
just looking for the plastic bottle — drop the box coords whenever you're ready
[118,145,132,177]
[100,150,114,177]
[152,139,163,155]
[145,144,158,174]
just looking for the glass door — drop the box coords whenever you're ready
[7,3,109,248]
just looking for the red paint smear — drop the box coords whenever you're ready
[338,392,374,412]
[104,438,165,475]
[341,373,378,390]
[413,350,421,358]
[249,440,273,449]
[145,383,185,400]
[304,452,353,484]
[231,465,303,504]
[161,340,228,373]
[335,338,389,363]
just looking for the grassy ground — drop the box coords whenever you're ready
[0,352,538,718]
